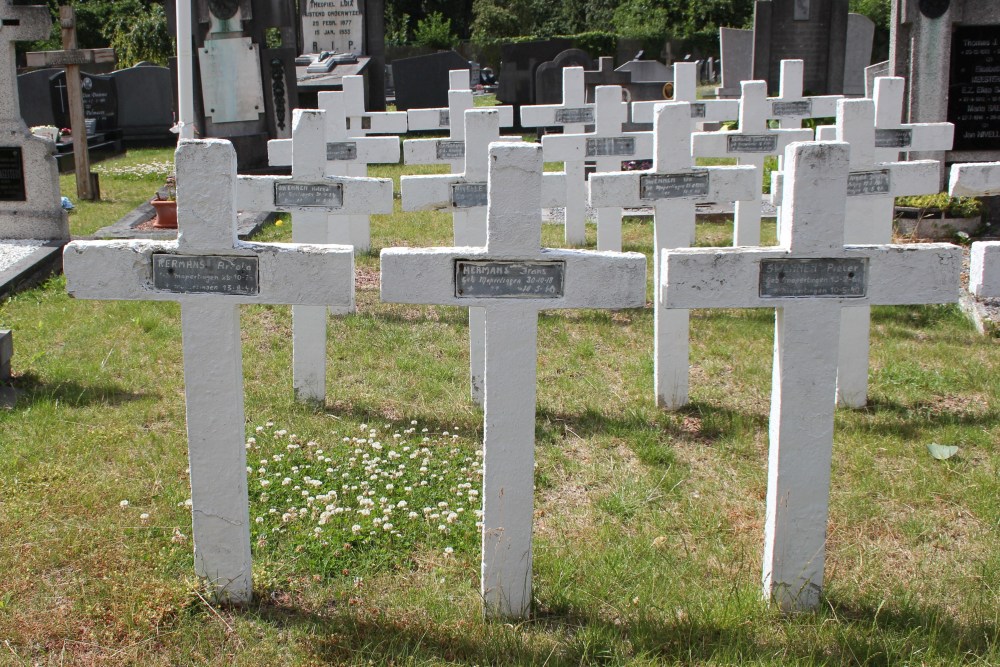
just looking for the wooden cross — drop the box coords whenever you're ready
[26,6,115,201]
[691,80,811,246]
[519,66,593,245]
[661,140,960,611]
[240,109,392,402]
[541,85,653,251]
[406,69,515,135]
[0,0,51,125]
[631,62,739,126]
[341,74,409,137]
[381,142,646,619]
[63,139,355,604]
[949,160,1000,298]
[401,109,565,405]
[590,101,758,409]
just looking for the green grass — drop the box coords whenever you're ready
[0,148,997,665]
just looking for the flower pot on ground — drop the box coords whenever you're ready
[150,175,177,229]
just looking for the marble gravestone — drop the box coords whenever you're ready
[661,140,960,611]
[300,0,364,54]
[382,142,646,619]
[950,161,1000,298]
[63,139,355,603]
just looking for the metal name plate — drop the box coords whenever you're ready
[0,146,26,202]
[326,142,358,161]
[455,260,565,298]
[759,258,868,298]
[847,169,891,196]
[347,116,372,130]
[727,134,779,153]
[152,254,259,296]
[640,171,710,200]
[436,140,465,160]
[439,110,450,127]
[452,182,487,208]
[875,128,913,148]
[555,107,595,124]
[772,100,812,117]
[689,103,707,118]
[274,182,344,208]
[586,137,636,157]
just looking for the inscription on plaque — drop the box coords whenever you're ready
[874,129,913,148]
[689,103,707,119]
[274,182,344,208]
[586,137,636,157]
[326,142,358,161]
[436,140,465,160]
[0,147,26,202]
[455,260,565,298]
[640,172,710,200]
[772,100,812,117]
[152,254,260,296]
[948,25,1000,151]
[555,107,595,124]
[846,170,891,196]
[727,134,778,153]
[439,110,450,127]
[759,258,868,298]
[452,182,487,208]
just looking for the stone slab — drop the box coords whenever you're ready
[0,240,64,301]
[90,204,272,240]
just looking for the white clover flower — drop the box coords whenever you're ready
[256,426,265,433]
[259,493,269,502]
[444,546,454,555]
[383,523,393,531]
[438,524,447,532]
[140,513,150,523]
[274,429,287,438]
[360,424,368,430]
[446,512,459,524]
[260,480,271,488]
[410,420,418,425]
[119,500,129,508]
[255,517,264,524]
[408,511,419,519]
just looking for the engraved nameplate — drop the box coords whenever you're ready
[326,142,358,160]
[152,254,259,296]
[455,260,565,298]
[690,103,707,118]
[586,137,636,157]
[875,128,913,148]
[452,182,487,208]
[727,134,778,153]
[555,107,595,124]
[772,100,812,117]
[759,258,868,298]
[640,172,710,200]
[274,182,343,208]
[0,146,26,202]
[436,141,465,160]
[847,170,891,196]
[439,110,450,127]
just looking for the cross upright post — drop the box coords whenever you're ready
[63,139,356,603]
[768,60,842,130]
[382,142,646,619]
[239,109,392,402]
[631,62,740,127]
[661,140,961,611]
[590,102,758,408]
[870,76,955,176]
[950,161,1000,298]
[406,69,515,135]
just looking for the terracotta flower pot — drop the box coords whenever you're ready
[150,199,177,229]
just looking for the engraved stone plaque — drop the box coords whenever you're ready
[0,147,26,202]
[439,110,450,127]
[455,260,565,298]
[555,107,595,124]
[948,25,1000,150]
[586,137,636,157]
[274,182,344,208]
[640,172,710,200]
[436,140,465,160]
[759,258,868,298]
[727,134,779,153]
[846,170,891,196]
[452,182,487,208]
[689,103,707,119]
[772,100,812,117]
[874,129,913,148]
[152,254,259,296]
[326,142,358,161]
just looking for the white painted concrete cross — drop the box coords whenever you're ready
[240,109,392,403]
[406,69,514,135]
[519,66,593,245]
[767,60,841,129]
[631,62,739,126]
[692,81,812,246]
[590,101,757,409]
[541,85,653,251]
[62,139,355,604]
[950,161,1000,298]
[661,140,961,611]
[382,142,646,619]
[868,76,955,168]
[341,74,409,137]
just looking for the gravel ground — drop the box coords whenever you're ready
[0,239,45,273]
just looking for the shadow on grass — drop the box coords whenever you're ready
[844,397,1000,440]
[5,372,150,409]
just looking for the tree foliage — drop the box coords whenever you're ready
[413,12,458,49]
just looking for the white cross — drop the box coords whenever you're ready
[401,109,565,405]
[381,142,646,619]
[631,62,740,126]
[542,85,653,251]
[341,74,409,137]
[949,161,1000,298]
[590,101,758,409]
[0,0,51,124]
[868,76,955,165]
[240,109,392,403]
[691,80,812,246]
[63,139,355,604]
[661,140,961,611]
[768,60,841,129]
[406,69,515,134]
[519,66,593,245]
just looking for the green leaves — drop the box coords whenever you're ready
[927,442,960,460]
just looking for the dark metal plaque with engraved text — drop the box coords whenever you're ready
[640,172,710,200]
[439,110,450,127]
[759,258,868,298]
[846,170,891,196]
[152,254,259,296]
[326,142,358,161]
[875,129,913,148]
[0,147,25,201]
[772,100,812,117]
[555,107,595,124]
[455,260,565,298]
[727,134,778,153]
[452,182,487,208]
[586,137,636,157]
[274,182,343,208]
[436,141,465,160]
[690,103,707,118]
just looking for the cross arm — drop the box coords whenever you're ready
[540,132,654,162]
[949,161,1000,197]
[770,159,942,202]
[25,48,115,67]
[267,136,399,167]
[632,99,739,124]
[589,165,758,208]
[237,175,393,214]
[691,128,813,158]
[408,106,515,131]
[400,174,466,211]
[520,104,595,128]
[769,95,841,120]
[349,111,408,135]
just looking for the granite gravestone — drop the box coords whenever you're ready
[109,64,175,144]
[497,38,575,108]
[391,50,469,111]
[717,27,754,99]
[533,48,595,106]
[16,68,60,127]
[49,71,118,133]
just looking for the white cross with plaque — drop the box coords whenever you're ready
[382,142,646,619]
[542,85,653,251]
[949,161,1000,298]
[62,139,355,603]
[406,69,515,136]
[341,74,409,137]
[692,80,812,246]
[662,140,961,611]
[868,76,955,166]
[240,109,392,403]
[590,102,758,409]
[768,60,841,129]
[631,62,739,127]
[0,0,51,125]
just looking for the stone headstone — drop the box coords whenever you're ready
[109,64,175,144]
[843,13,875,96]
[717,27,754,98]
[300,0,364,54]
[864,60,889,96]
[533,48,594,106]
[615,59,671,83]
[16,68,61,127]
[752,0,850,94]
[49,71,118,133]
[497,38,574,107]
[390,50,468,111]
